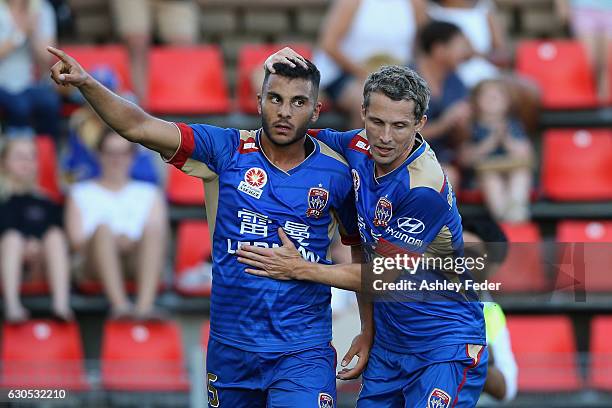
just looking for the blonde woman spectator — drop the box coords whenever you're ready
[314,0,428,128]
[556,0,612,102]
[0,137,73,323]
[460,79,534,222]
[65,130,168,320]
[110,0,198,101]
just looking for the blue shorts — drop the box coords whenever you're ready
[357,343,488,408]
[206,338,337,408]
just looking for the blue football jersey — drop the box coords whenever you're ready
[311,128,486,353]
[167,123,360,352]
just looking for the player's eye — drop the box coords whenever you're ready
[293,99,305,107]
[394,123,406,129]
[270,95,281,104]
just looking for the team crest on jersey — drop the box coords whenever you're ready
[373,196,393,227]
[238,167,268,199]
[318,392,334,408]
[306,186,329,218]
[428,388,451,408]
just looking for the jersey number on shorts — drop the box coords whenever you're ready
[207,372,219,407]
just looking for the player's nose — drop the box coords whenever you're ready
[379,126,393,144]
[277,102,292,118]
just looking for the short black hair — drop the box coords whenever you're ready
[418,21,463,55]
[263,58,321,94]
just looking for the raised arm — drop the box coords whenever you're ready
[48,46,179,158]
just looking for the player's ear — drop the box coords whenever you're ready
[257,93,262,115]
[310,101,322,123]
[361,105,366,123]
[415,114,427,133]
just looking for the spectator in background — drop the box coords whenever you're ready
[428,0,510,89]
[556,0,612,102]
[0,137,73,323]
[65,130,167,320]
[62,66,161,186]
[460,79,534,223]
[414,20,471,188]
[110,0,198,102]
[314,0,428,128]
[0,0,60,139]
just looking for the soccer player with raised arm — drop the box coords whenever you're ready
[48,46,365,408]
[238,56,488,407]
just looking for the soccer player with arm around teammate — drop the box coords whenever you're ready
[238,48,488,408]
[48,46,367,408]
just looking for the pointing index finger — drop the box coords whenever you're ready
[47,46,68,62]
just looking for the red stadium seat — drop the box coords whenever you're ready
[237,44,313,114]
[101,320,189,391]
[555,220,612,292]
[506,315,581,391]
[590,316,612,390]
[1,320,88,390]
[174,221,212,297]
[516,40,598,109]
[61,45,132,92]
[542,129,612,201]
[489,223,547,292]
[147,46,230,114]
[36,135,62,203]
[166,165,205,206]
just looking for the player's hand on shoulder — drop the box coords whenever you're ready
[48,46,90,87]
[337,330,373,380]
[237,227,303,280]
[264,47,309,73]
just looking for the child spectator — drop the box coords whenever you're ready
[0,137,73,323]
[460,79,534,222]
[65,130,168,320]
[0,0,61,139]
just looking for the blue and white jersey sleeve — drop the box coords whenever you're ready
[166,123,239,176]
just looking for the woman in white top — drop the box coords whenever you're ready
[428,0,510,88]
[314,0,427,128]
[65,129,168,320]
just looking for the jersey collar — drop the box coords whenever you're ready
[255,129,319,176]
[373,133,428,184]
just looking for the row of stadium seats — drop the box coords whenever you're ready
[59,39,612,116]
[36,128,612,206]
[2,315,611,393]
[494,221,612,293]
[1,319,211,391]
[508,315,612,392]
